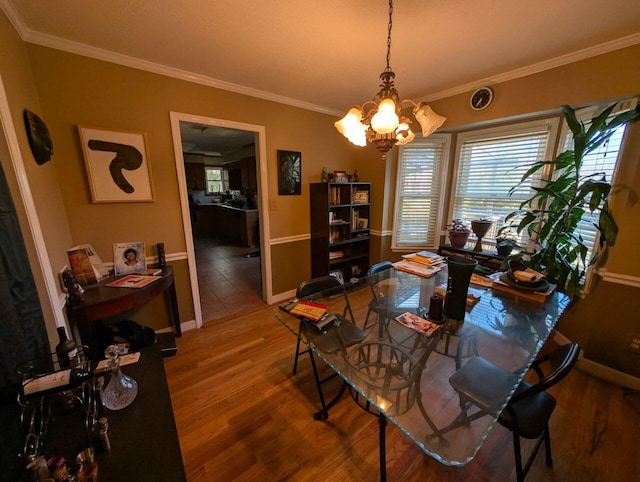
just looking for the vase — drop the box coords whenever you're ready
[101,345,138,410]
[470,220,493,252]
[448,231,470,249]
[443,255,478,321]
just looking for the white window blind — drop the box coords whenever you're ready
[557,100,635,267]
[451,120,559,247]
[393,135,450,249]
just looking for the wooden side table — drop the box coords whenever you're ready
[66,267,181,357]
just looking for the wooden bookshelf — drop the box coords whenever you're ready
[310,182,371,284]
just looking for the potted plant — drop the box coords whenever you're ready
[447,219,471,249]
[499,102,640,298]
[495,230,519,257]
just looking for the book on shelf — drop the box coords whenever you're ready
[106,274,161,289]
[395,312,441,337]
[329,251,344,260]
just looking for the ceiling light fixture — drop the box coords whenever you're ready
[335,0,446,160]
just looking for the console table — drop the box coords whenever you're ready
[0,346,186,481]
[66,267,181,357]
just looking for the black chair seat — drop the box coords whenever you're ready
[447,343,579,482]
[499,380,556,439]
[309,315,366,354]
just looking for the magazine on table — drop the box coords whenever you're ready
[395,312,441,337]
[106,274,160,289]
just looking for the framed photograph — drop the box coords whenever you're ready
[357,218,369,229]
[353,191,369,203]
[277,150,301,195]
[333,170,348,183]
[329,269,345,285]
[113,242,147,275]
[78,126,155,203]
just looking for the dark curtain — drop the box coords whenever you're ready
[0,159,49,394]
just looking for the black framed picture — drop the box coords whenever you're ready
[277,150,301,195]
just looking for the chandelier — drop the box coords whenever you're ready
[334,0,446,160]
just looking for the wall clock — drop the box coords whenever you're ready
[470,87,494,111]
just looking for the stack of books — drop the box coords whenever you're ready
[401,251,446,267]
[393,251,446,278]
[329,251,344,260]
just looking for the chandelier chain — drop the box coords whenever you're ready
[385,0,393,72]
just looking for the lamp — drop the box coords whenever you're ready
[334,0,446,160]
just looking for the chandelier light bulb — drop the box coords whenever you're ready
[370,98,399,134]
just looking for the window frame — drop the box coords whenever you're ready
[391,134,451,251]
[447,118,560,250]
[554,99,637,294]
[204,166,228,195]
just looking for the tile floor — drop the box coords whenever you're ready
[193,233,264,322]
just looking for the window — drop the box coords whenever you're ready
[451,119,559,249]
[205,166,228,194]
[392,135,450,249]
[556,100,636,272]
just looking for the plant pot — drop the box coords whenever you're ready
[448,231,470,249]
[496,244,513,257]
[470,220,493,252]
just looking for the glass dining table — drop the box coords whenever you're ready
[274,264,571,478]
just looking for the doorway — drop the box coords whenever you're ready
[169,113,272,329]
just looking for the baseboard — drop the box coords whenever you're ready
[552,330,640,389]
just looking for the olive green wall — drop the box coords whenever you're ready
[0,12,73,349]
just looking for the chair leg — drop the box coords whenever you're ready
[512,431,525,482]
[364,308,373,330]
[293,336,301,374]
[544,425,553,467]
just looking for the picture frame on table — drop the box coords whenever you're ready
[78,125,155,203]
[277,150,301,195]
[113,242,147,275]
[333,170,348,183]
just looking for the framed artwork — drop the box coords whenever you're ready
[277,150,301,195]
[113,242,147,275]
[333,170,348,183]
[78,126,155,203]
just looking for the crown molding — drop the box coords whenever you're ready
[418,32,640,103]
[3,0,638,115]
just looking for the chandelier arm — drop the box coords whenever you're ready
[399,99,423,109]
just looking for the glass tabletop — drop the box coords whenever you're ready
[274,266,570,466]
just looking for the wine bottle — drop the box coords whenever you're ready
[55,326,78,369]
[22,365,112,400]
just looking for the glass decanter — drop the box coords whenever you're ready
[101,345,138,410]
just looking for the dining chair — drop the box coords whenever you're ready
[363,261,394,331]
[291,275,366,418]
[446,342,580,481]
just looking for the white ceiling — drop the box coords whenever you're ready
[2,0,640,116]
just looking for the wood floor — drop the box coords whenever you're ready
[164,299,640,481]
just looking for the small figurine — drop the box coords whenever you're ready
[353,169,359,182]
[321,167,328,183]
[62,269,84,305]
